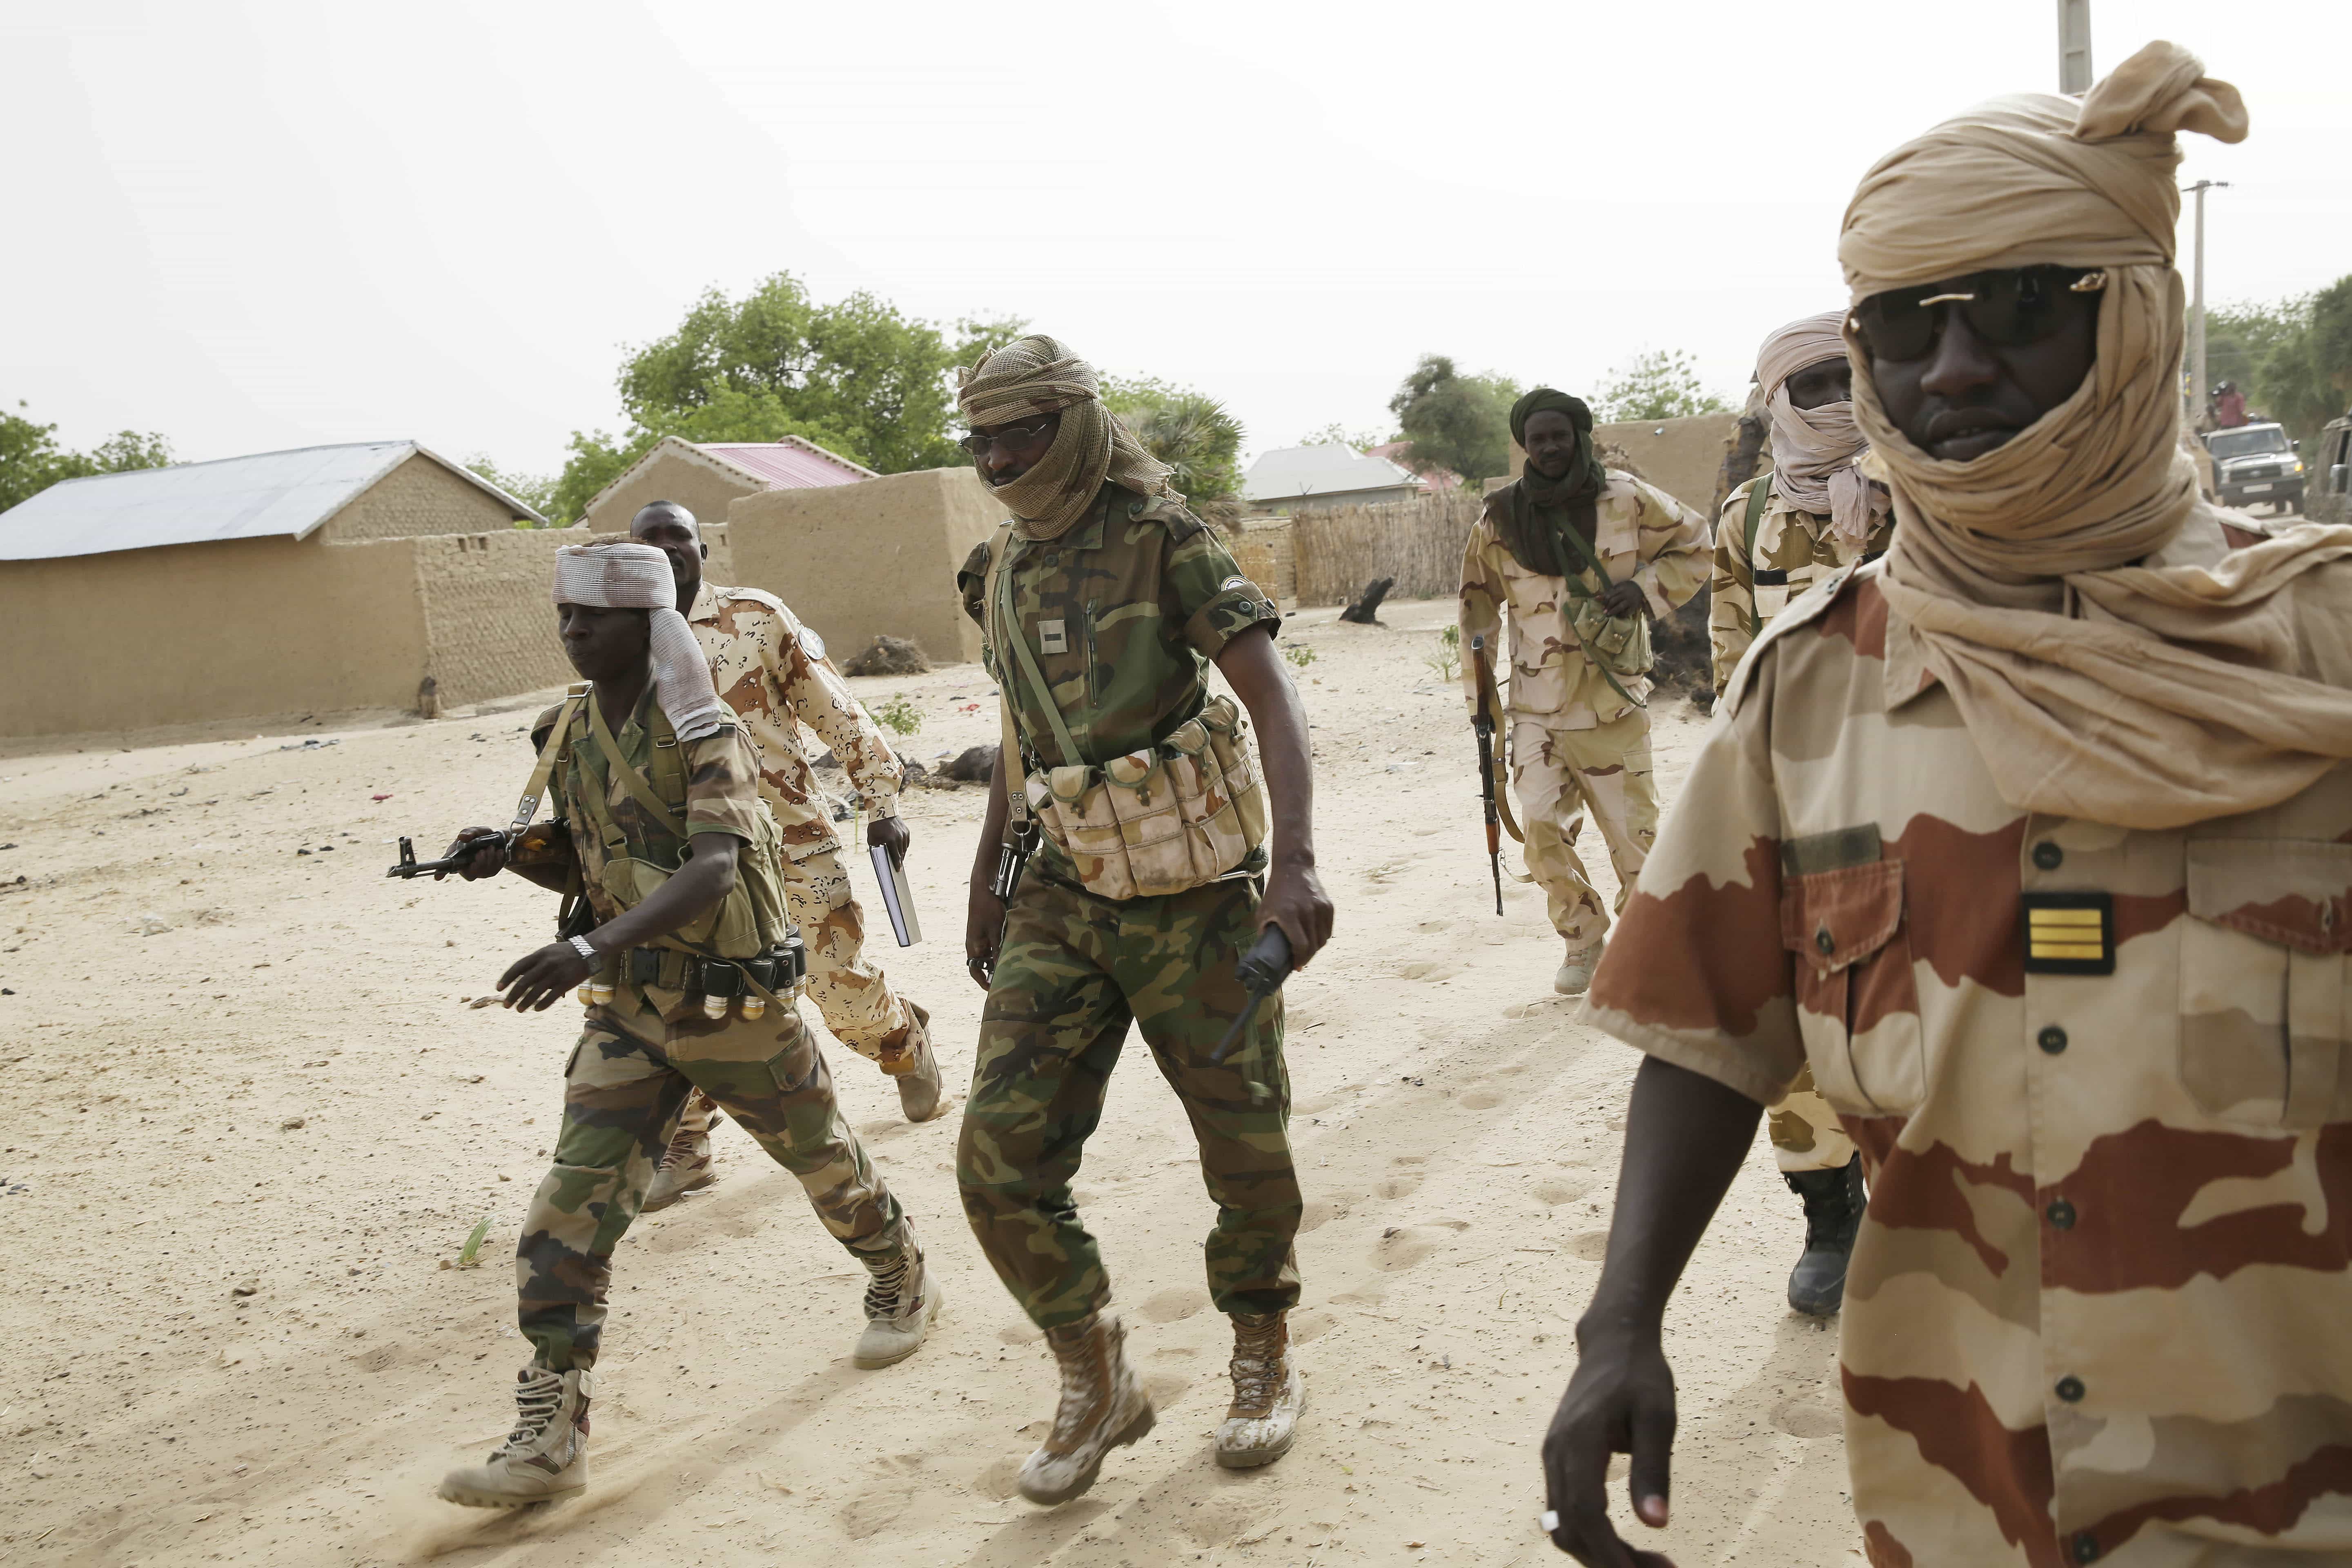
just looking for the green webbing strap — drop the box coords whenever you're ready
[509,686,588,834]
[1742,472,1775,635]
[993,531,1087,769]
[1546,515,1646,713]
[583,684,691,842]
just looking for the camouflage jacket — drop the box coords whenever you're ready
[1457,471,1710,729]
[688,581,900,863]
[1584,522,2352,1564]
[533,686,767,928]
[958,482,1281,875]
[1706,475,1894,689]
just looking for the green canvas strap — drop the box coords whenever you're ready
[583,684,690,842]
[991,528,1087,770]
[1544,510,1646,713]
[509,686,588,834]
[1742,471,1775,635]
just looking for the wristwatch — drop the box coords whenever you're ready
[568,934,599,963]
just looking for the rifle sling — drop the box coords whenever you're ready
[583,683,691,842]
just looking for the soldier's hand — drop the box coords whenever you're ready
[1541,1322,1679,1565]
[965,884,1004,991]
[499,941,593,1013]
[869,814,911,867]
[1597,579,1651,621]
[1257,859,1334,968]
[442,826,509,881]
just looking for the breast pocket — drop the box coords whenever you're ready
[2180,840,2352,1129]
[1780,859,1924,1115]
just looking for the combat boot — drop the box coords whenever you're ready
[1214,1311,1304,1469]
[889,1002,947,1124]
[854,1231,943,1368]
[1017,1311,1155,1506]
[640,1119,714,1212]
[437,1365,593,1508]
[1554,939,1603,996]
[1785,1155,1867,1316]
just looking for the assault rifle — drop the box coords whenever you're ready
[1470,634,1503,916]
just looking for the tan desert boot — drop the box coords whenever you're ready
[437,1365,593,1508]
[854,1234,943,1368]
[1017,1312,1155,1506]
[1554,940,1602,997]
[1215,1312,1304,1468]
[641,1121,714,1212]
[888,1002,947,1123]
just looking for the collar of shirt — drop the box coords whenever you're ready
[687,580,721,626]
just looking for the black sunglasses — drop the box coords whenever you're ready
[1852,266,2106,363]
[956,414,1057,457]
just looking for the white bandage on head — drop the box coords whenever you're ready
[552,542,728,742]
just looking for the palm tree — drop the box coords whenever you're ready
[1108,386,1246,529]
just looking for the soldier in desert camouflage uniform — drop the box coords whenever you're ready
[1459,389,1710,997]
[1709,312,1896,1317]
[953,336,1332,1506]
[1539,46,2352,1566]
[428,542,935,1510]
[626,501,943,1215]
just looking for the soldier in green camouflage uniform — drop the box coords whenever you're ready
[952,336,1332,1506]
[427,542,937,1511]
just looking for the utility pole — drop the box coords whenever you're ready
[2057,0,2093,95]
[2187,179,2230,421]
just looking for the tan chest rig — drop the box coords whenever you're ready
[982,522,1269,901]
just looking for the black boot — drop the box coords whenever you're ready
[1784,1156,1866,1317]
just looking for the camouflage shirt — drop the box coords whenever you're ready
[688,581,901,862]
[1585,522,2352,1565]
[535,686,766,927]
[1706,474,1895,690]
[1457,471,1711,728]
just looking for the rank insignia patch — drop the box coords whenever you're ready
[2021,892,2115,976]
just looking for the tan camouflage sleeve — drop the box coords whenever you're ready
[776,618,903,818]
[682,726,766,844]
[1709,486,1759,691]
[1626,479,1712,618]
[1457,520,1505,717]
[1582,666,1803,1106]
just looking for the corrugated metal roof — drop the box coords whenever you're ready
[0,441,542,561]
[695,437,876,489]
[1242,443,1422,503]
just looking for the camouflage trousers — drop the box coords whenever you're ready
[958,872,1302,1331]
[518,981,905,1372]
[677,843,920,1140]
[1767,1062,1857,1174]
[1509,710,1658,949]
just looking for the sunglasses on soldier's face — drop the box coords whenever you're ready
[1851,266,2107,363]
[956,415,1057,457]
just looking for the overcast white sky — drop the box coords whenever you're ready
[4,0,2345,477]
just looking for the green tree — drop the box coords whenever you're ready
[2199,278,2352,443]
[0,400,173,513]
[1592,350,1732,423]
[463,454,561,524]
[1105,375,1247,527]
[1297,422,1392,452]
[1387,354,1519,483]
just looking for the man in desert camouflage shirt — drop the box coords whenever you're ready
[1459,389,1710,997]
[1542,43,2352,1567]
[628,501,942,1213]
[1709,311,1895,1319]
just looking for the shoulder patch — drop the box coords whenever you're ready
[797,625,827,663]
[1218,575,1250,593]
[1720,559,1871,719]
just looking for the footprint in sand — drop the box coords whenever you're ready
[1773,1391,1844,1440]
[1140,1287,1203,1324]
[1565,1229,1611,1261]
[1375,1221,1468,1272]
[1398,960,1460,982]
[997,1321,1043,1347]
[1288,1307,1338,1343]
[1142,1371,1192,1405]
[1531,1174,1597,1206]
[1376,1175,1423,1200]
[1298,1198,1349,1234]
[839,1488,913,1540]
[1459,1088,1503,1110]
[976,1455,1025,1499]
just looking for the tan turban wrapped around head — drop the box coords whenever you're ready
[552,542,728,743]
[1834,40,2352,829]
[957,334,1173,541]
[1755,310,1886,548]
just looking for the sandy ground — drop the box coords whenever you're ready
[0,597,1862,1568]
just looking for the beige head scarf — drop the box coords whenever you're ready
[1840,40,2352,829]
[1756,310,1887,547]
[956,334,1173,541]
[552,542,728,743]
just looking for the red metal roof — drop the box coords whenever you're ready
[695,437,874,490]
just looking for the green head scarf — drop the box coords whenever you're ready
[1498,388,1608,578]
